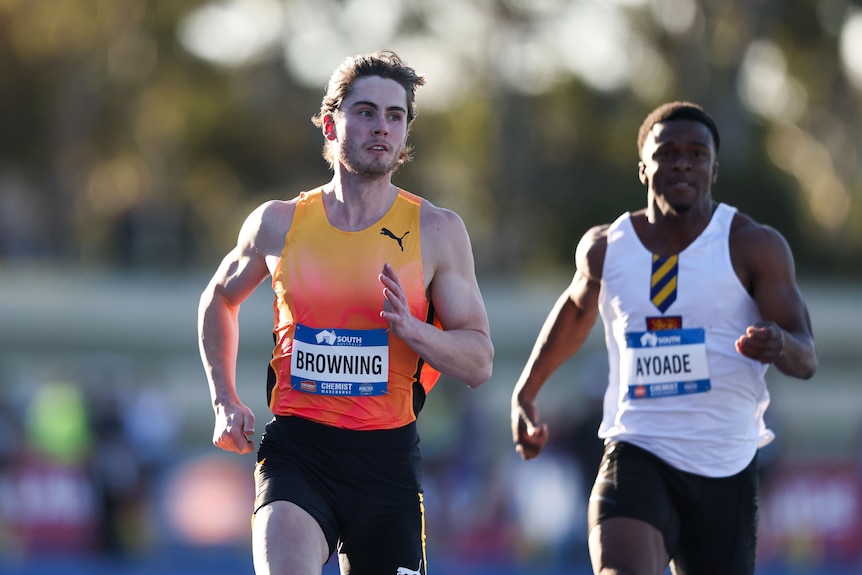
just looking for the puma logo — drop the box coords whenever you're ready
[396,560,422,575]
[380,227,409,251]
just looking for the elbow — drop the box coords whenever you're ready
[199,283,240,329]
[197,289,212,328]
[465,346,494,389]
[198,288,212,316]
[800,356,818,380]
[467,365,492,389]
[779,353,818,381]
[199,280,221,314]
[797,343,818,380]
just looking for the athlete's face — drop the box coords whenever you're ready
[638,119,718,215]
[329,76,409,178]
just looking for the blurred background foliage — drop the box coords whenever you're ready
[1,0,861,277]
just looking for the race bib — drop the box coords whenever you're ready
[622,328,711,399]
[290,324,389,396]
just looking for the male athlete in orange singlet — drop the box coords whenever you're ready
[199,51,493,575]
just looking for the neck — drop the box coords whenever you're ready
[639,198,717,254]
[323,171,398,231]
[647,196,715,224]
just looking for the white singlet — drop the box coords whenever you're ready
[597,203,772,477]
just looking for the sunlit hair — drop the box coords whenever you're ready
[637,101,721,159]
[311,50,426,170]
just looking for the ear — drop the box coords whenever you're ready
[638,161,648,185]
[712,161,719,184]
[322,114,337,141]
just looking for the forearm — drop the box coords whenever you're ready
[198,288,243,406]
[401,321,493,388]
[513,293,596,404]
[775,329,817,380]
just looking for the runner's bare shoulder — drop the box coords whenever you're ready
[576,223,611,282]
[241,197,300,258]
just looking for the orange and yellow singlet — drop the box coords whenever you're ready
[268,188,441,430]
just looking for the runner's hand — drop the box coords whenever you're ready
[213,401,256,454]
[735,321,785,364]
[512,402,549,460]
[379,263,416,339]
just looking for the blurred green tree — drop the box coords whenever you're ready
[0,0,858,276]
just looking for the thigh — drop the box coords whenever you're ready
[671,456,759,575]
[254,424,341,555]
[337,491,427,575]
[589,516,669,575]
[588,442,680,554]
[336,444,426,575]
[252,501,330,575]
[587,442,676,574]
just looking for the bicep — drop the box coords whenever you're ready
[426,212,490,334]
[748,230,812,335]
[207,248,269,309]
[565,268,601,324]
[568,224,606,317]
[551,260,601,349]
[204,205,275,309]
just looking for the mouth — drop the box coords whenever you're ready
[367,143,389,153]
[668,180,696,191]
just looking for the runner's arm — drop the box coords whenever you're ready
[380,207,493,389]
[511,226,605,460]
[198,202,281,453]
[734,223,817,379]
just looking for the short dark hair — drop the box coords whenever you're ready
[312,50,426,170]
[637,101,720,159]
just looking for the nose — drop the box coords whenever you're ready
[672,153,691,170]
[372,116,388,136]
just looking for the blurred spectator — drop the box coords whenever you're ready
[0,382,100,555]
[82,353,178,555]
[758,460,862,568]
[88,389,148,555]
[502,446,583,565]
[0,362,175,559]
[422,399,518,565]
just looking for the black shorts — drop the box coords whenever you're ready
[587,441,758,575]
[254,416,427,575]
